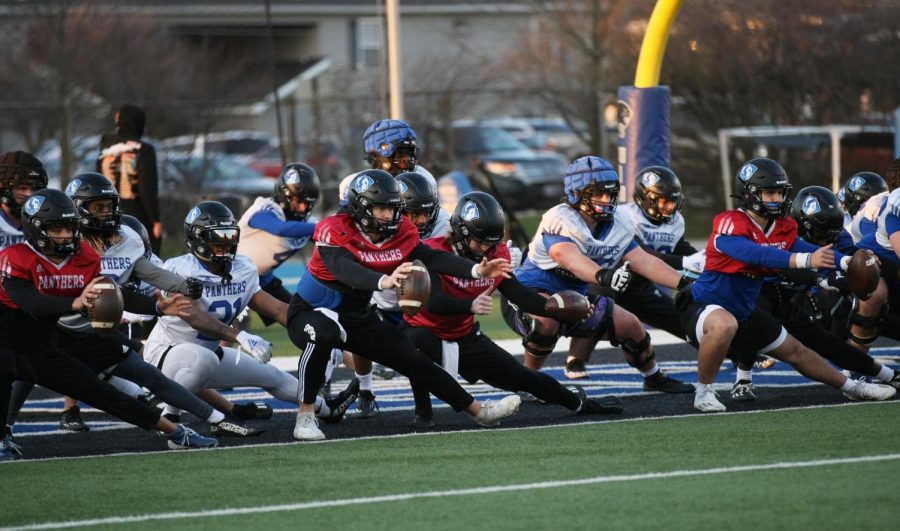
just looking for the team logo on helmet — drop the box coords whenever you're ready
[848,176,865,191]
[398,181,409,193]
[461,201,480,221]
[641,171,661,187]
[802,196,821,215]
[837,187,846,202]
[24,195,44,216]
[64,179,82,197]
[739,163,757,182]
[354,175,374,193]
[284,168,301,185]
[185,207,201,224]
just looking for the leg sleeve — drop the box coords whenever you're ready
[787,319,879,375]
[400,326,443,416]
[287,310,343,405]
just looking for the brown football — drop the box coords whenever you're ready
[847,249,880,301]
[89,276,124,336]
[544,290,591,322]
[397,259,431,317]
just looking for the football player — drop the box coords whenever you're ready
[287,169,520,440]
[677,158,895,412]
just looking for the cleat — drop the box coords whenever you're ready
[730,380,757,402]
[323,378,361,424]
[565,384,587,402]
[643,371,695,394]
[232,401,273,421]
[886,371,900,391]
[474,395,521,426]
[60,406,90,432]
[293,411,325,441]
[167,425,219,450]
[516,391,545,403]
[564,359,590,380]
[843,379,897,401]
[579,396,624,415]
[351,390,379,419]
[410,413,435,429]
[753,355,777,370]
[694,387,726,412]
[372,364,397,380]
[1,432,22,461]
[319,379,332,398]
[211,421,264,437]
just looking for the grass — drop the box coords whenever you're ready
[4,403,899,529]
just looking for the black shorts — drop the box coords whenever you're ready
[591,279,685,339]
[677,290,786,357]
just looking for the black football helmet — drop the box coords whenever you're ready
[347,169,404,237]
[184,201,240,265]
[397,171,440,237]
[840,171,888,216]
[22,189,81,258]
[65,172,121,235]
[791,186,845,245]
[274,162,320,221]
[633,166,684,224]
[734,158,792,219]
[0,151,49,219]
[450,191,505,261]
[363,119,419,176]
[121,214,152,257]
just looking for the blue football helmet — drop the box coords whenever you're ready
[363,119,419,175]
[564,156,620,222]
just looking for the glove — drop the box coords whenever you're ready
[610,261,631,293]
[184,277,204,300]
[681,250,706,274]
[236,331,273,364]
[507,240,524,267]
[817,270,848,292]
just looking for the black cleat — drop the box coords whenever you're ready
[211,421,265,437]
[579,396,624,415]
[564,359,590,379]
[351,390,379,419]
[643,371,695,394]
[232,401,274,421]
[2,428,22,459]
[60,406,90,432]
[410,413,435,429]
[372,364,397,380]
[323,378,361,424]
[730,380,757,402]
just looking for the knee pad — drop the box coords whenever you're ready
[849,299,888,331]
[617,333,654,368]
[523,322,560,358]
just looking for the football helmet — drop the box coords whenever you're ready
[397,171,439,237]
[734,158,792,219]
[346,169,404,237]
[449,191,505,261]
[274,162,320,221]
[0,151,49,219]
[22,189,81,258]
[564,156,619,222]
[65,172,121,235]
[363,119,418,175]
[184,201,240,265]
[791,186,844,245]
[840,171,887,216]
[633,166,684,224]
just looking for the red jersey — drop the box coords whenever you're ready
[308,213,420,281]
[704,210,798,277]
[405,237,510,340]
[0,241,101,310]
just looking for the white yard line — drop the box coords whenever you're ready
[5,450,900,530]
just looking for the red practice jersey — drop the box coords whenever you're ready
[704,210,798,278]
[405,237,510,340]
[0,241,101,310]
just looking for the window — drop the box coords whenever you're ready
[355,17,383,70]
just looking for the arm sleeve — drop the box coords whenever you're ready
[790,238,846,267]
[638,242,684,269]
[2,277,76,316]
[132,257,188,294]
[715,235,792,269]
[317,245,385,291]
[121,288,158,315]
[673,237,699,256]
[138,144,160,222]
[497,275,548,315]
[248,210,316,239]
[424,269,474,316]
[409,243,478,279]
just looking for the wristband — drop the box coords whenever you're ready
[471,264,483,279]
[794,253,813,269]
[677,275,694,290]
[154,301,164,317]
[594,269,604,284]
[839,255,851,272]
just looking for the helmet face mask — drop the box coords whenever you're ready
[735,158,792,219]
[564,156,620,223]
[275,163,321,221]
[184,202,240,266]
[66,173,121,235]
[449,192,505,261]
[22,190,81,258]
[348,169,404,237]
[364,120,419,176]
[633,166,684,224]
[397,172,439,237]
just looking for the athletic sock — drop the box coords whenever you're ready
[357,371,373,392]
[640,365,660,378]
[207,410,225,424]
[314,395,331,417]
[874,364,894,383]
[696,382,712,394]
[736,368,753,383]
[840,378,858,393]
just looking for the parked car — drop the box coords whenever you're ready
[160,131,278,166]
[525,117,590,161]
[480,118,550,153]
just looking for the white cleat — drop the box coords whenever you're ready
[843,379,897,401]
[474,395,521,426]
[694,387,726,412]
[293,411,326,441]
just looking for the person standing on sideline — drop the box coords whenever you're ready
[97,104,161,254]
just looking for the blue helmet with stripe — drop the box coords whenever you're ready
[363,119,419,175]
[564,156,619,221]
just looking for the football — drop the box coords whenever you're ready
[397,259,431,317]
[89,277,124,335]
[847,249,880,301]
[544,290,591,322]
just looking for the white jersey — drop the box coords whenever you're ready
[875,188,900,252]
[144,254,261,362]
[619,202,685,254]
[847,192,888,244]
[0,210,25,250]
[338,165,437,202]
[237,196,316,276]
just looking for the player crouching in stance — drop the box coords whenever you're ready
[401,192,624,428]
[0,189,218,451]
[143,201,358,429]
[504,156,695,394]
[677,158,896,412]
[287,169,520,440]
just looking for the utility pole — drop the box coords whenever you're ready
[385,0,404,119]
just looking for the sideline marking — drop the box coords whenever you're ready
[5,451,900,530]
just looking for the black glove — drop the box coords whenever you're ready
[184,277,204,300]
[677,275,695,290]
